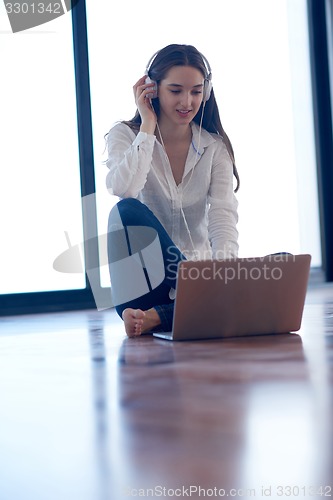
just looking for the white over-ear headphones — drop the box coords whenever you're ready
[200,53,213,103]
[145,48,213,102]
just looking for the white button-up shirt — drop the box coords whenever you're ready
[106,121,239,260]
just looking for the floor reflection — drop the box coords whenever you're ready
[112,333,312,497]
[87,314,111,500]
[118,336,175,366]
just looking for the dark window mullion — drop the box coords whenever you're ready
[307,0,333,281]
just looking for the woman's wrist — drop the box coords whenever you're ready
[140,122,156,135]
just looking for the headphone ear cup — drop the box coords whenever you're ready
[203,76,212,102]
[145,76,158,99]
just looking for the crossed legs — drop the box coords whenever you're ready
[107,198,185,337]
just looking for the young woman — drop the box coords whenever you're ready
[105,44,240,337]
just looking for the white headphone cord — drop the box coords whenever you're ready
[182,100,206,195]
[180,101,206,256]
[151,100,206,257]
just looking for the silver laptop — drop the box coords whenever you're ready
[153,254,311,341]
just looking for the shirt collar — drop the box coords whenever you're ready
[181,122,216,179]
[190,121,216,156]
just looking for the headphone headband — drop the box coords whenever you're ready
[199,52,212,80]
[145,50,160,75]
[145,49,212,78]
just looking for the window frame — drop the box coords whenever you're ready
[307,0,333,281]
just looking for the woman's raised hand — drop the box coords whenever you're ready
[133,76,157,134]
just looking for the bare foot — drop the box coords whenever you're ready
[122,308,161,338]
[122,309,145,337]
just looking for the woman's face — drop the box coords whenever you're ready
[157,65,205,127]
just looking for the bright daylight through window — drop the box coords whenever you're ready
[86,0,321,289]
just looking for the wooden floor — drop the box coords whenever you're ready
[0,283,332,500]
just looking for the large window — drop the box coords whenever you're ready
[0,9,85,294]
[86,0,321,290]
[0,0,328,313]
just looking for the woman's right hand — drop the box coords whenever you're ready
[133,76,157,134]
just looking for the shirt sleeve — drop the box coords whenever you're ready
[207,139,239,259]
[105,123,156,198]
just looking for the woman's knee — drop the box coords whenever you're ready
[110,197,151,227]
[117,197,142,211]
[108,198,138,228]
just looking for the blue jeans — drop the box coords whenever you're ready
[107,198,186,331]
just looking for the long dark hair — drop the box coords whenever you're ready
[124,44,240,191]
